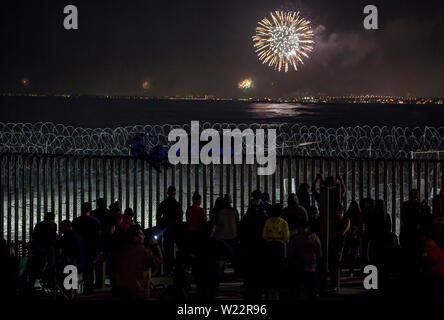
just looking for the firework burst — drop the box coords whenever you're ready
[253,11,314,72]
[238,78,253,90]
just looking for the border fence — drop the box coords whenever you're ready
[1,153,443,248]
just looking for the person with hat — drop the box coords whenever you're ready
[156,186,183,274]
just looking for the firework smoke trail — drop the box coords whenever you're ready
[253,11,314,72]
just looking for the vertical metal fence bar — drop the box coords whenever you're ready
[219,164,224,198]
[248,164,253,201]
[311,158,316,207]
[425,161,429,204]
[43,157,48,215]
[441,160,444,192]
[186,165,191,206]
[96,158,100,203]
[110,159,115,203]
[21,156,26,243]
[65,158,70,221]
[73,158,77,218]
[58,157,63,224]
[392,160,397,234]
[343,159,348,207]
[279,158,284,204]
[0,155,3,241]
[80,157,85,208]
[287,157,292,194]
[383,160,388,209]
[156,165,161,210]
[375,160,379,200]
[433,161,438,197]
[103,158,107,207]
[171,164,176,194]
[210,163,214,210]
[271,163,276,205]
[7,156,11,243]
[264,164,269,194]
[232,164,237,210]
[149,165,153,228]
[30,156,35,239]
[367,159,371,199]
[126,158,130,210]
[226,164,231,196]
[295,157,299,192]
[241,163,245,215]
[179,164,183,208]
[415,161,420,199]
[203,164,207,211]
[50,157,55,212]
[399,161,404,205]
[351,160,356,202]
[37,157,41,223]
[359,159,364,203]
[134,159,138,218]
[118,158,122,206]
[14,157,19,244]
[141,159,145,228]
[164,163,168,200]
[88,157,92,204]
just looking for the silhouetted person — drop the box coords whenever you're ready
[282,193,308,232]
[0,239,19,298]
[212,194,240,275]
[287,210,321,300]
[30,211,58,290]
[72,202,101,295]
[329,203,350,291]
[400,189,423,251]
[297,183,312,210]
[91,198,110,227]
[308,206,320,235]
[186,191,207,252]
[262,203,290,299]
[344,201,363,274]
[240,190,268,300]
[209,196,226,224]
[156,186,183,274]
[361,198,375,263]
[114,225,163,300]
[261,192,273,215]
[116,208,135,240]
[57,220,82,270]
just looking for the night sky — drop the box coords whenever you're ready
[1,0,444,97]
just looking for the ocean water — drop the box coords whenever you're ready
[1,96,443,128]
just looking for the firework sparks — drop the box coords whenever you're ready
[142,80,151,90]
[252,11,314,72]
[238,78,253,89]
[21,78,30,86]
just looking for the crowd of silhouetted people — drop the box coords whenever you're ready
[1,174,444,300]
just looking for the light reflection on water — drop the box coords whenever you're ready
[247,103,318,119]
